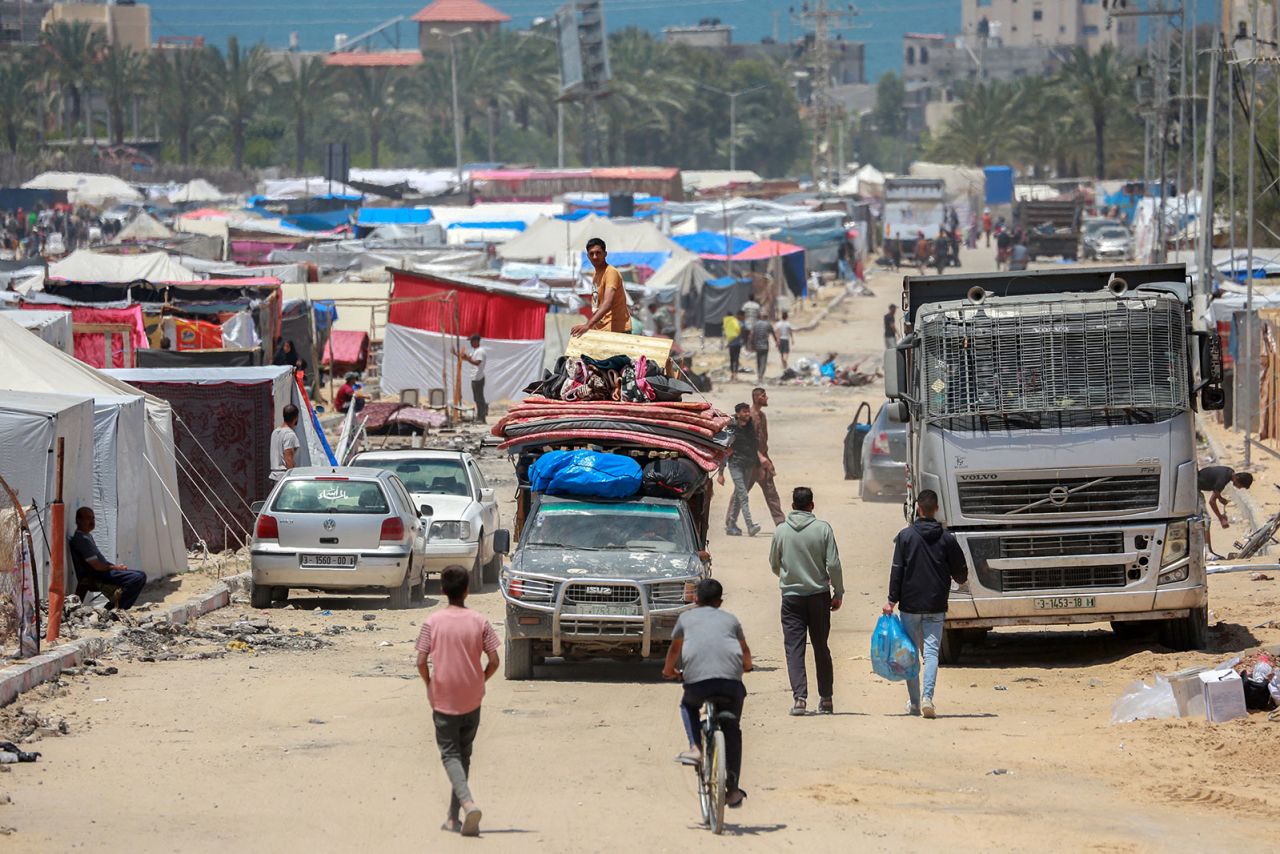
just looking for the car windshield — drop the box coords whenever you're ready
[272,479,389,514]
[1100,228,1129,239]
[354,458,469,496]
[525,502,692,552]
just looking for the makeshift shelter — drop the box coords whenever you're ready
[3,308,73,353]
[48,250,200,284]
[499,215,689,266]
[105,366,328,552]
[381,269,550,408]
[168,179,225,203]
[322,329,370,376]
[22,172,142,206]
[673,231,755,257]
[0,315,186,581]
[0,391,95,592]
[21,303,148,369]
[112,212,174,244]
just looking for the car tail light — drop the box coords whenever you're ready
[871,431,891,456]
[509,578,525,599]
[380,518,405,541]
[255,514,279,539]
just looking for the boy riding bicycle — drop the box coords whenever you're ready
[663,578,754,808]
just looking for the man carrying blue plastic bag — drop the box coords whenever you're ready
[883,490,968,719]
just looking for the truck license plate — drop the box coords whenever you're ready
[1034,596,1095,610]
[577,604,636,616]
[300,554,357,568]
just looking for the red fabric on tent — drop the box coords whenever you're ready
[322,329,370,374]
[388,270,547,340]
[25,304,148,368]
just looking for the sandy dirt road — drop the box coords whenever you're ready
[6,255,1280,853]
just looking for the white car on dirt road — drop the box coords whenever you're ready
[349,449,505,590]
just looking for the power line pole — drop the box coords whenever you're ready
[792,1,862,189]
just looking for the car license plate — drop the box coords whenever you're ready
[577,604,637,616]
[300,554,357,568]
[1033,596,1095,610]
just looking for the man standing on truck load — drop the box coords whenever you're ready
[663,577,754,809]
[572,237,630,337]
[719,403,763,537]
[750,387,785,525]
[883,490,968,719]
[417,566,501,837]
[1198,465,1255,559]
[770,487,843,716]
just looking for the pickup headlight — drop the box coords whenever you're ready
[429,520,473,541]
[1160,520,1189,569]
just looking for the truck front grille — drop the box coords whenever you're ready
[649,581,689,606]
[564,583,640,605]
[998,532,1124,558]
[1000,565,1127,592]
[958,475,1160,516]
[559,618,644,638]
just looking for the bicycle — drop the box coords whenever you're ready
[1229,485,1280,559]
[689,696,735,834]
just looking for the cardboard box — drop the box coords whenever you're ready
[1199,668,1248,723]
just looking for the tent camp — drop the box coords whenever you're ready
[48,249,200,284]
[168,179,225,203]
[498,215,689,265]
[105,366,329,552]
[22,172,142,206]
[0,315,186,582]
[0,391,95,592]
[380,269,550,408]
[3,308,73,352]
[112,212,174,244]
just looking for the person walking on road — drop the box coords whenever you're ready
[913,231,930,275]
[883,489,968,719]
[719,403,763,537]
[663,577,754,809]
[982,208,992,247]
[750,315,777,383]
[750,387,785,526]
[416,566,501,837]
[724,309,745,378]
[775,311,794,372]
[884,304,899,351]
[1198,465,1255,559]
[770,487,844,716]
[455,334,489,424]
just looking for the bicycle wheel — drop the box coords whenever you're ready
[697,748,712,827]
[709,729,727,835]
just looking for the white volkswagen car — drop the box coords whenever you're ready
[349,449,505,590]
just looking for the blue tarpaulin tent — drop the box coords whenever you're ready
[984,166,1014,205]
[579,251,671,272]
[356,207,434,227]
[283,208,353,232]
[673,231,755,256]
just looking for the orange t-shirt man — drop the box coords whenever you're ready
[572,238,631,336]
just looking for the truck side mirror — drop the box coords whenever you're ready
[1198,330,1224,384]
[493,529,511,555]
[884,347,901,399]
[1201,387,1225,411]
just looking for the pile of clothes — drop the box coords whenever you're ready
[492,396,731,472]
[524,353,699,404]
[780,355,880,388]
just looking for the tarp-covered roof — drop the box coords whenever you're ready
[499,214,690,263]
[49,249,200,283]
[22,171,142,205]
[112,211,174,243]
[168,179,225,203]
[673,231,755,257]
[357,207,435,226]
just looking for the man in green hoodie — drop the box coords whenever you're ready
[769,487,844,716]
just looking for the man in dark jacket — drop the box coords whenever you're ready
[882,490,967,718]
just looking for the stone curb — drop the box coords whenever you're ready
[0,572,251,707]
[1196,413,1263,534]
[794,287,851,333]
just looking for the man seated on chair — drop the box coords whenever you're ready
[69,507,147,610]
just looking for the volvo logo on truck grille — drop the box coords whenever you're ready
[1048,486,1070,506]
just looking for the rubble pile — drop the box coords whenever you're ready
[108,614,331,661]
[0,705,70,743]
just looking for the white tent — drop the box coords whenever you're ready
[499,215,690,264]
[168,179,225,203]
[0,391,96,592]
[112,212,174,243]
[48,249,200,283]
[22,172,143,205]
[0,315,186,579]
[2,309,73,352]
[681,170,763,193]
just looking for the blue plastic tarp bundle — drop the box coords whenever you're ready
[870,614,920,682]
[529,450,643,499]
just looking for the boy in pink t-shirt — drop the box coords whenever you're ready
[416,566,501,837]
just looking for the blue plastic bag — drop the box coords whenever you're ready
[870,614,920,682]
[528,449,643,498]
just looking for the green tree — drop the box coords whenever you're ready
[0,55,36,152]
[336,66,407,168]
[39,20,105,138]
[99,44,144,145]
[272,53,331,173]
[214,36,272,171]
[150,46,213,165]
[927,79,1018,167]
[1058,45,1131,179]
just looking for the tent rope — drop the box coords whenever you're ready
[143,418,251,544]
[173,415,256,514]
[138,451,210,558]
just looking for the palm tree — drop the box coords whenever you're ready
[337,66,406,168]
[272,54,331,173]
[1058,45,1130,179]
[927,80,1017,167]
[601,29,693,165]
[213,36,271,170]
[150,46,213,165]
[39,20,105,138]
[0,55,36,153]
[99,44,144,145]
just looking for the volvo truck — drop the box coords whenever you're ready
[884,264,1224,661]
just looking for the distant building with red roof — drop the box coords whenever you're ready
[412,0,511,53]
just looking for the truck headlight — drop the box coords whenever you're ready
[1160,521,1189,568]
[1158,565,1190,585]
[430,520,472,541]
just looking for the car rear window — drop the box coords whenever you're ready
[272,480,390,514]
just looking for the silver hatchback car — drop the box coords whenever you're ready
[249,467,427,609]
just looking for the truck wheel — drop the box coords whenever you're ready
[939,628,964,665]
[1159,607,1209,651]
[387,571,412,610]
[505,636,535,680]
[250,582,273,609]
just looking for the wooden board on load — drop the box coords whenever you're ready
[563,329,673,375]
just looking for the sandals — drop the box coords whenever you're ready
[727,789,748,808]
[790,697,807,716]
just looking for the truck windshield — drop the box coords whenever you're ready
[525,502,692,552]
[918,295,1189,430]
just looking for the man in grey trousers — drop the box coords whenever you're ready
[719,402,764,537]
[769,487,844,716]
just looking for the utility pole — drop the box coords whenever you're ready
[432,27,472,185]
[792,1,863,189]
[1197,36,1219,323]
[695,82,767,172]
